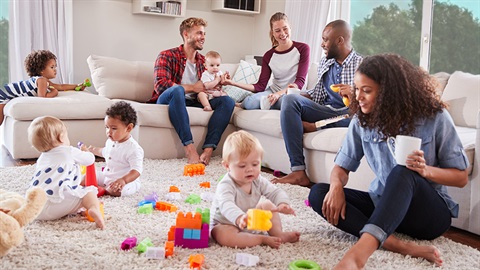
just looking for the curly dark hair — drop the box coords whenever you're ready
[106,101,137,127]
[350,54,446,138]
[24,50,57,77]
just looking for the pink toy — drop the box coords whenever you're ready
[304,200,311,207]
[121,236,137,250]
[273,170,282,177]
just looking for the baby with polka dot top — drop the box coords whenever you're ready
[27,116,105,229]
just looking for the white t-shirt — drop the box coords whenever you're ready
[182,60,198,100]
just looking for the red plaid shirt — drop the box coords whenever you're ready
[149,44,206,103]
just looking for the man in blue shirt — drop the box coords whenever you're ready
[273,20,362,186]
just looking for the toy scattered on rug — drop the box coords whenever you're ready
[273,170,282,177]
[121,236,137,250]
[75,78,92,91]
[0,187,47,257]
[185,194,201,204]
[78,142,105,197]
[200,192,215,202]
[304,200,311,207]
[288,259,322,270]
[199,182,210,188]
[236,253,259,267]
[189,253,205,269]
[247,209,272,231]
[183,163,205,176]
[85,201,104,222]
[121,236,174,259]
[168,209,210,249]
[169,186,180,192]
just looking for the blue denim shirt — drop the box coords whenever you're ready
[335,109,469,217]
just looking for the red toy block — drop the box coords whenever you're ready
[176,212,202,229]
[169,186,180,192]
[156,201,178,212]
[85,164,105,197]
[183,163,205,176]
[165,241,174,257]
[189,254,205,269]
[174,223,209,249]
[199,182,210,188]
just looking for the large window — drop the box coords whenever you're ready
[0,1,7,88]
[350,0,479,74]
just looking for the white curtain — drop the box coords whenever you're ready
[9,0,73,83]
[285,0,351,64]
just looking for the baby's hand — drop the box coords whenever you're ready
[275,203,296,216]
[236,213,248,230]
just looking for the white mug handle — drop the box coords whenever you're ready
[387,137,396,161]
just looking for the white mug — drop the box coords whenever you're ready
[387,135,422,166]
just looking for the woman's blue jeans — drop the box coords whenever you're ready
[281,94,350,171]
[308,166,452,246]
[241,87,283,110]
[157,85,235,149]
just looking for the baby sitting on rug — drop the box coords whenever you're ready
[210,130,300,248]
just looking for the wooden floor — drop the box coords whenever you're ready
[2,144,479,250]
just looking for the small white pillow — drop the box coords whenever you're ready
[224,60,261,102]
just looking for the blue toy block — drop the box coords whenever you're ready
[191,229,201,240]
[183,229,192,239]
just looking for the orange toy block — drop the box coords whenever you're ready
[86,202,104,222]
[169,186,180,192]
[168,226,176,241]
[199,182,210,188]
[156,201,178,212]
[189,254,205,269]
[176,212,202,229]
[183,163,205,176]
[247,209,272,231]
[165,241,174,257]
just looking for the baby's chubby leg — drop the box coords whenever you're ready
[82,192,105,229]
[257,200,300,244]
[211,224,282,249]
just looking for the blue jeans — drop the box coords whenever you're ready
[157,85,235,149]
[308,166,452,246]
[241,87,283,110]
[281,94,350,171]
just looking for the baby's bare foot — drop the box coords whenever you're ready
[280,231,301,243]
[88,208,105,229]
[263,236,282,249]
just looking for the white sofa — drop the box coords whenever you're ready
[2,55,478,236]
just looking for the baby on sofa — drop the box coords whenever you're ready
[198,51,229,111]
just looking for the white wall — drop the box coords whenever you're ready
[72,0,286,85]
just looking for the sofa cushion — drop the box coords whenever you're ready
[87,55,153,103]
[234,110,282,137]
[441,71,480,128]
[224,60,260,102]
[3,91,112,120]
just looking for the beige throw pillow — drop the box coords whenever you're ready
[224,60,261,102]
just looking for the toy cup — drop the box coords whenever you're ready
[387,135,422,166]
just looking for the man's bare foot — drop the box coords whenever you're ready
[185,144,200,164]
[302,121,317,133]
[263,236,282,249]
[203,105,212,111]
[271,170,311,187]
[200,147,213,165]
[88,208,105,229]
[279,231,301,243]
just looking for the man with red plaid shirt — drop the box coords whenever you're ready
[150,17,235,165]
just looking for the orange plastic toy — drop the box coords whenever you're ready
[86,201,104,222]
[176,212,202,229]
[189,254,205,269]
[165,241,174,257]
[85,164,106,197]
[156,201,178,212]
[330,85,350,106]
[247,209,272,231]
[199,182,210,188]
[183,164,206,176]
[169,186,180,192]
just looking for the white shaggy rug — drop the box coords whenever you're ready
[1,157,479,270]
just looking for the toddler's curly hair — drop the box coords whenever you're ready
[24,50,57,77]
[106,101,138,127]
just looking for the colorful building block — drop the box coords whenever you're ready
[196,208,210,224]
[169,186,180,192]
[200,192,215,202]
[168,226,175,241]
[165,192,182,201]
[199,181,210,188]
[138,203,153,214]
[120,236,137,250]
[138,200,156,208]
[189,254,205,269]
[145,247,165,260]
[247,209,272,231]
[183,163,205,176]
[165,241,174,257]
[236,253,259,267]
[136,237,154,253]
[85,163,106,197]
[174,223,209,249]
[185,194,201,204]
[176,212,202,229]
[155,201,178,212]
[144,192,159,202]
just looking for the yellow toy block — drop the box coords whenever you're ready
[183,163,205,176]
[247,209,272,231]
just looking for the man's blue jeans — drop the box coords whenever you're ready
[308,166,452,246]
[281,94,350,171]
[157,85,235,149]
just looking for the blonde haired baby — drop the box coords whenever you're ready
[210,130,300,248]
[27,116,105,229]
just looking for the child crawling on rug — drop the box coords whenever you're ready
[27,116,105,229]
[210,130,300,248]
[85,101,144,197]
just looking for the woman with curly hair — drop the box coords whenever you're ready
[308,54,469,269]
[0,50,86,125]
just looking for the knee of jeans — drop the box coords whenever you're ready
[171,85,186,96]
[308,183,329,212]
